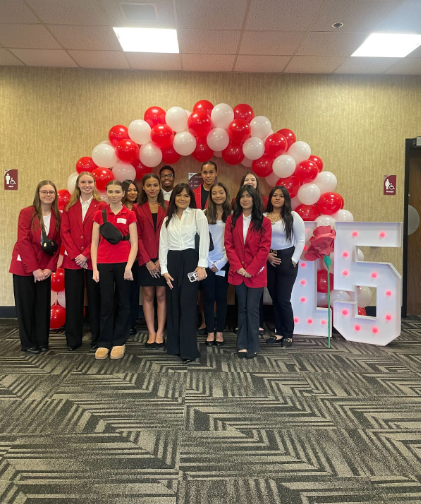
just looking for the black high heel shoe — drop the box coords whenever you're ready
[205,338,215,347]
[237,351,247,359]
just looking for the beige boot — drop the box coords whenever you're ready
[95,347,109,360]
[110,345,126,360]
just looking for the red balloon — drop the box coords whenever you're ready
[252,154,274,178]
[276,176,301,198]
[108,125,129,147]
[295,160,319,183]
[317,192,343,215]
[50,304,66,329]
[116,139,139,164]
[92,167,114,191]
[233,103,255,123]
[222,141,244,165]
[57,189,71,211]
[187,110,212,138]
[193,100,214,116]
[227,119,251,144]
[161,145,181,164]
[76,156,97,174]
[150,124,174,149]
[144,106,166,128]
[295,204,320,221]
[276,128,296,148]
[264,133,288,158]
[317,269,334,293]
[309,155,323,172]
[51,267,65,293]
[192,136,214,162]
[131,160,152,180]
[337,193,345,209]
[358,307,367,316]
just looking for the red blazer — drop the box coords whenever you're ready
[134,203,166,265]
[10,206,61,276]
[193,184,209,210]
[224,214,272,288]
[60,199,107,270]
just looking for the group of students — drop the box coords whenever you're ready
[10,161,305,362]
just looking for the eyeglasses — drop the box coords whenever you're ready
[161,174,174,179]
[40,191,55,195]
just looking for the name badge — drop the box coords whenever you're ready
[117,218,127,224]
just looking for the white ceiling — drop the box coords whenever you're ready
[1,0,421,74]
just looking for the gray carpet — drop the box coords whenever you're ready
[0,318,421,503]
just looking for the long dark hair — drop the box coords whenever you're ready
[138,174,166,209]
[206,182,231,224]
[32,180,60,232]
[121,179,140,206]
[165,183,196,227]
[266,185,294,242]
[232,185,264,233]
[240,171,260,191]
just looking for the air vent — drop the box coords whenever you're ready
[119,3,158,22]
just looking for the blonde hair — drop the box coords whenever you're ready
[32,180,60,232]
[66,172,101,211]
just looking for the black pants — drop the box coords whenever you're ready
[202,266,229,332]
[64,268,101,347]
[97,262,130,348]
[166,249,200,360]
[13,274,51,350]
[235,282,263,354]
[266,246,298,339]
[129,261,139,327]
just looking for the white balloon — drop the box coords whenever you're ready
[331,290,351,303]
[241,157,254,168]
[100,140,111,145]
[67,171,79,194]
[173,131,196,156]
[314,171,337,194]
[297,183,321,205]
[242,137,264,160]
[51,291,58,306]
[213,151,223,158]
[139,142,162,167]
[315,214,336,229]
[265,172,280,187]
[272,154,296,178]
[288,141,311,164]
[112,162,136,182]
[211,103,234,129]
[332,209,354,222]
[184,109,191,117]
[166,107,188,133]
[128,119,151,145]
[250,116,272,139]
[99,191,109,204]
[207,128,229,151]
[92,143,117,168]
[357,286,372,308]
[317,292,328,306]
[57,290,66,308]
[291,195,300,210]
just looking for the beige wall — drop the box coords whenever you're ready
[1,67,420,306]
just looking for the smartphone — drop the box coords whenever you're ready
[187,271,199,282]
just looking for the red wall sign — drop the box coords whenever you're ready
[384,175,396,196]
[4,170,18,190]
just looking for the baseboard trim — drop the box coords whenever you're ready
[0,307,17,318]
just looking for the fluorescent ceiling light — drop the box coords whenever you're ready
[352,33,421,57]
[113,27,179,53]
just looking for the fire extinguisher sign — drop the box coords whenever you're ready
[4,170,18,190]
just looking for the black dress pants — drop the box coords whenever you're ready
[97,262,130,348]
[202,266,228,332]
[64,268,101,347]
[166,249,200,360]
[129,260,140,327]
[235,282,263,354]
[13,274,51,350]
[266,246,298,339]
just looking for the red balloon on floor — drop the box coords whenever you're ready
[50,304,66,329]
[51,267,65,292]
[317,269,334,293]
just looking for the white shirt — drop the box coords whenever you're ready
[43,214,51,236]
[159,207,209,275]
[264,211,305,264]
[162,189,173,202]
[80,196,93,221]
[208,220,227,271]
[243,213,252,242]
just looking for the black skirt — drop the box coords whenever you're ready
[139,258,166,287]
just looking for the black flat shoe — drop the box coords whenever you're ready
[246,352,258,359]
[197,327,207,335]
[182,358,195,364]
[205,339,215,346]
[67,345,81,351]
[237,351,247,359]
[154,341,165,349]
[39,345,49,352]
[266,337,283,345]
[215,340,225,347]
[21,347,40,354]
[145,342,156,348]
[283,338,293,347]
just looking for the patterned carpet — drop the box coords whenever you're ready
[0,317,421,504]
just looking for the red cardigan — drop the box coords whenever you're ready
[134,203,166,265]
[10,206,61,276]
[224,214,272,288]
[193,184,209,210]
[60,199,107,270]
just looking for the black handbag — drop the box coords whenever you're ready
[41,227,58,256]
[194,210,214,253]
[100,209,130,245]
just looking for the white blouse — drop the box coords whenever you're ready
[264,211,305,264]
[243,213,252,242]
[159,207,209,275]
[208,220,227,271]
[43,214,51,235]
[81,196,93,221]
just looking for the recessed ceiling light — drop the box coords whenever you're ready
[352,33,421,57]
[113,27,179,53]
[332,22,343,29]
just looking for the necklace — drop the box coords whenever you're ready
[267,212,282,224]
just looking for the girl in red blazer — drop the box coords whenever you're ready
[225,185,271,359]
[134,174,167,348]
[10,180,61,354]
[61,172,107,351]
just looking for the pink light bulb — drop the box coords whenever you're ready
[355,324,361,331]
[372,327,379,334]
[386,314,392,321]
[300,279,306,285]
[300,297,306,303]
[321,320,327,325]
[352,231,358,237]
[371,272,378,278]
[342,251,349,258]
[294,317,299,323]
[342,309,348,316]
[307,318,313,324]
[343,270,349,276]
[379,231,386,238]
[300,262,306,268]
[386,290,392,297]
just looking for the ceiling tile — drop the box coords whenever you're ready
[100,0,176,28]
[27,0,109,25]
[235,55,289,72]
[176,0,248,30]
[385,58,421,75]
[68,50,130,69]
[377,0,421,33]
[182,54,235,71]
[9,49,78,67]
[126,52,181,71]
[284,56,344,73]
[296,32,368,57]
[0,24,61,49]
[239,31,303,55]
[0,0,40,23]
[178,30,240,54]
[246,0,325,31]
[48,25,121,51]
[0,48,24,65]
[334,57,401,74]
